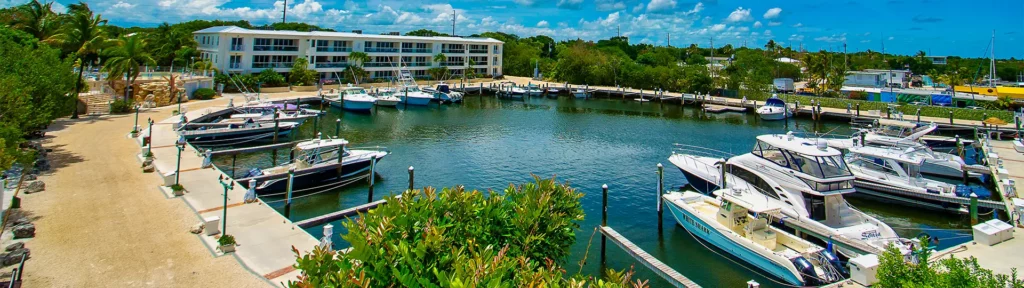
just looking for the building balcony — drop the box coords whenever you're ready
[253,46,298,52]
[469,49,488,54]
[442,62,466,67]
[402,48,433,53]
[252,62,294,69]
[363,62,397,68]
[315,62,349,68]
[442,49,465,54]
[316,47,352,52]
[406,62,430,67]
[230,45,244,51]
[364,47,399,53]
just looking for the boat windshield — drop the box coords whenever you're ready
[402,86,421,92]
[343,89,366,95]
[752,140,852,178]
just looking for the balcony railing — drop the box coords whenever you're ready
[442,62,465,67]
[252,62,294,69]
[402,48,432,53]
[364,47,399,53]
[363,62,396,68]
[469,49,488,54]
[315,63,349,68]
[406,62,430,67]
[253,46,298,51]
[230,44,244,51]
[317,47,352,52]
[442,49,465,54]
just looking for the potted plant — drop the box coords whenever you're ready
[170,184,185,196]
[144,151,154,160]
[218,234,236,253]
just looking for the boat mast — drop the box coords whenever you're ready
[989,30,996,88]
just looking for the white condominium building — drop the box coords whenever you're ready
[192,26,504,80]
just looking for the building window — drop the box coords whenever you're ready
[252,55,295,68]
[253,38,297,51]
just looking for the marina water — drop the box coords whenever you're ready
[214,95,983,287]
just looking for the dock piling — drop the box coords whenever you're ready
[657,163,664,231]
[174,136,185,185]
[408,166,415,191]
[272,111,280,144]
[230,154,237,178]
[313,114,321,136]
[601,183,608,262]
[335,119,341,138]
[917,108,922,123]
[950,111,954,124]
[368,155,376,203]
[285,168,295,218]
[856,103,860,116]
[970,193,979,225]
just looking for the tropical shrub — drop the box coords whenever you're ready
[742,91,1014,122]
[109,99,134,114]
[876,240,1023,288]
[288,58,318,86]
[288,177,648,287]
[192,87,216,100]
[257,69,287,87]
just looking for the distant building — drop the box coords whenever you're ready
[864,69,910,88]
[192,26,504,80]
[775,57,800,65]
[923,56,947,65]
[845,71,887,88]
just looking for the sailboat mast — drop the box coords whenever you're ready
[990,30,996,87]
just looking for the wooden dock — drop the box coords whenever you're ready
[294,199,388,228]
[599,226,702,288]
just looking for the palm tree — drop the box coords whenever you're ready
[14,0,60,41]
[915,50,926,62]
[47,2,110,119]
[433,53,448,67]
[103,35,156,101]
[464,58,477,80]
[686,43,701,58]
[348,51,370,67]
[764,40,778,56]
[151,23,194,66]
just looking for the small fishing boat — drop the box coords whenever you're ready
[546,87,560,98]
[180,119,298,144]
[424,82,463,103]
[236,134,389,195]
[329,86,376,112]
[373,88,401,107]
[664,189,846,286]
[572,88,589,99]
[498,82,526,99]
[393,68,434,106]
[756,94,791,120]
[525,84,543,97]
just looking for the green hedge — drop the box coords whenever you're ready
[743,91,1013,122]
[109,99,134,114]
[193,88,216,100]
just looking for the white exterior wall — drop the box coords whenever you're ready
[193,26,503,80]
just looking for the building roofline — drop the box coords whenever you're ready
[193,26,503,44]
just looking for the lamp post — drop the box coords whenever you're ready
[177,90,184,115]
[132,103,141,134]
[175,135,186,185]
[217,175,234,235]
[189,56,195,77]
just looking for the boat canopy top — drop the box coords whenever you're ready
[436,83,451,93]
[765,97,786,107]
[757,134,841,157]
[721,189,784,215]
[753,134,853,179]
[342,87,368,95]
[848,146,926,165]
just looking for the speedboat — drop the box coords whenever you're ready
[525,84,543,97]
[180,118,298,144]
[669,132,912,258]
[330,86,376,112]
[236,134,389,195]
[397,85,435,106]
[373,88,400,107]
[756,94,791,120]
[572,88,589,99]
[424,82,463,103]
[546,87,560,98]
[844,145,989,213]
[498,82,526,99]
[664,189,846,286]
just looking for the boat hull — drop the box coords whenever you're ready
[400,96,433,106]
[758,110,790,121]
[341,100,375,111]
[241,156,382,196]
[678,168,720,194]
[665,198,805,286]
[375,99,400,107]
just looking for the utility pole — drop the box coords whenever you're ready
[989,30,996,87]
[667,33,670,47]
[617,25,620,38]
[452,10,456,36]
[282,0,287,23]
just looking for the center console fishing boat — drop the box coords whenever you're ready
[236,134,389,195]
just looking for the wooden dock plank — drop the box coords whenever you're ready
[294,199,388,228]
[599,226,701,288]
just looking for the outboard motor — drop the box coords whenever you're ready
[791,256,822,286]
[819,249,849,278]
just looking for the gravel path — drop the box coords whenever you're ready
[19,96,272,287]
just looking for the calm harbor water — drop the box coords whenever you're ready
[214,95,980,287]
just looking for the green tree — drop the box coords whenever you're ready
[12,0,60,41]
[464,58,477,79]
[288,57,317,86]
[343,52,370,83]
[433,52,447,65]
[427,67,449,80]
[103,34,156,101]
[404,29,447,37]
[257,68,286,87]
[46,2,110,118]
[347,51,369,67]
[876,239,1023,288]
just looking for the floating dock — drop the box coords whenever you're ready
[599,226,701,288]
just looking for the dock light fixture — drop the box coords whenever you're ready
[132,103,141,134]
[175,135,186,185]
[217,175,234,235]
[177,90,184,115]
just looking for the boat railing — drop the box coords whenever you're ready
[783,131,855,141]
[672,144,734,159]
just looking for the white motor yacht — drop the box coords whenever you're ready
[572,88,589,99]
[670,132,912,258]
[373,88,400,107]
[525,84,543,97]
[826,119,985,179]
[330,86,376,112]
[756,94,792,120]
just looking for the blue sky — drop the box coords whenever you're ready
[6,0,1023,57]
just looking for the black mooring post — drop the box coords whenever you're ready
[657,163,664,232]
[368,155,376,203]
[408,166,415,191]
[600,183,608,263]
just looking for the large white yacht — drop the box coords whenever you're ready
[827,119,984,179]
[669,132,911,257]
[844,145,989,213]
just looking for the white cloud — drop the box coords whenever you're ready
[710,24,726,32]
[768,21,781,26]
[647,0,676,13]
[888,36,895,40]
[753,21,762,28]
[684,2,704,15]
[860,39,871,43]
[792,22,803,27]
[632,2,645,13]
[111,1,135,9]
[789,34,804,42]
[726,7,752,22]
[595,0,626,11]
[863,32,871,36]
[537,20,549,28]
[814,33,847,43]
[557,0,585,10]
[763,7,782,19]
[514,0,536,6]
